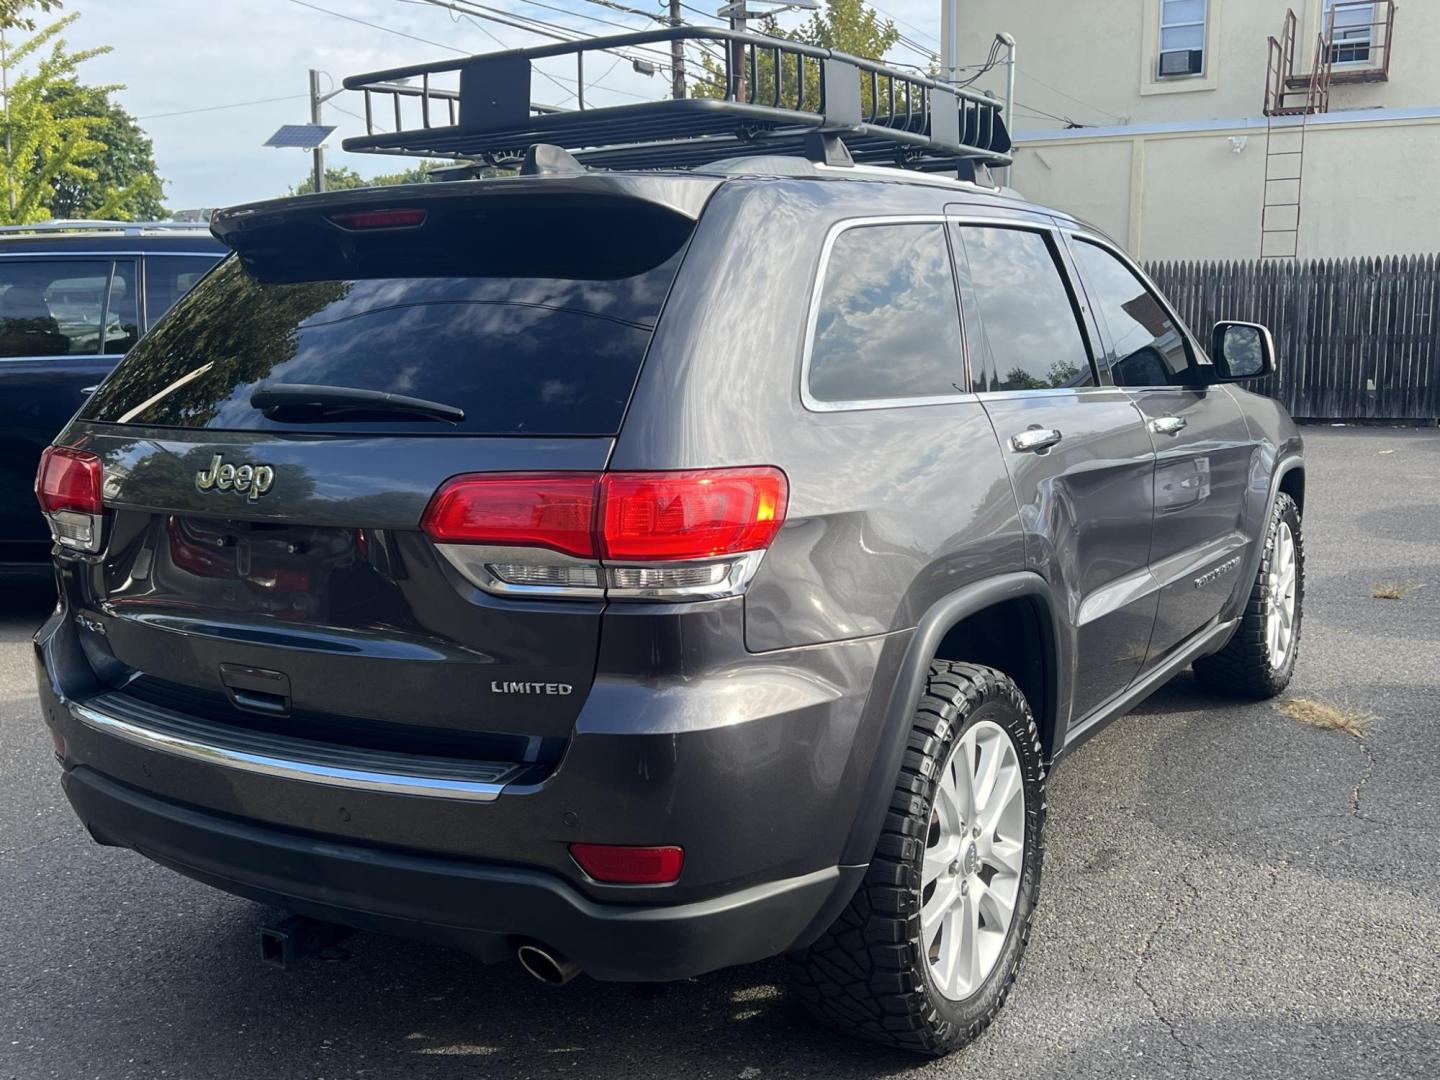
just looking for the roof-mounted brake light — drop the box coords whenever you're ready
[329,208,427,230]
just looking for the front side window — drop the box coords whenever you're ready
[954,226,1093,393]
[1070,239,1193,388]
[1158,0,1208,76]
[0,259,122,358]
[807,222,966,405]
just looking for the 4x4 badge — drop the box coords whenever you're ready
[196,454,275,502]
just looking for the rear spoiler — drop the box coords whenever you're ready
[210,169,721,251]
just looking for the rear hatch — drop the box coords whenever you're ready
[58,176,714,762]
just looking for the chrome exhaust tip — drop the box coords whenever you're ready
[516,942,581,986]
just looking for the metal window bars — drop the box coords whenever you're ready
[341,28,1011,174]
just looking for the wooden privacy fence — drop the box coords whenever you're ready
[1144,255,1440,422]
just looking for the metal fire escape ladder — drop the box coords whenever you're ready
[1261,11,1333,259]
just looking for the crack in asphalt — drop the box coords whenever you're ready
[1350,737,1377,817]
[1132,852,1202,1076]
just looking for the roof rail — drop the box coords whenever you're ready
[342,28,1011,175]
[0,219,211,236]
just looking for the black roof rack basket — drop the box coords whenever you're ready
[341,28,1011,174]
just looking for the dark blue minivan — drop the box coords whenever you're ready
[0,222,223,565]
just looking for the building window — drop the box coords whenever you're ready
[1158,0,1207,78]
[1326,1,1374,64]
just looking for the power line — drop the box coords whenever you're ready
[404,0,666,101]
[137,93,309,120]
[287,0,463,52]
[1015,65,1125,124]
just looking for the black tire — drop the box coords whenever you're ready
[788,662,1046,1056]
[1193,492,1304,699]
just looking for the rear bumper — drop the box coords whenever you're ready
[64,765,861,981]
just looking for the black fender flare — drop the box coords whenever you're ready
[839,571,1068,866]
[1217,453,1305,628]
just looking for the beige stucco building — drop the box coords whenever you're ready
[954,1,1439,260]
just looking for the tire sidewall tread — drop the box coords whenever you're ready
[789,661,1047,1056]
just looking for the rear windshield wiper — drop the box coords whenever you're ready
[251,384,465,424]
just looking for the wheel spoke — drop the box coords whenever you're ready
[959,888,982,991]
[987,835,1024,876]
[922,877,957,932]
[977,877,1015,929]
[971,733,1003,816]
[978,763,1021,835]
[922,834,961,889]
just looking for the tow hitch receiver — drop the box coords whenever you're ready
[259,913,357,969]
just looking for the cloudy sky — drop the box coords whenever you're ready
[61,0,1005,212]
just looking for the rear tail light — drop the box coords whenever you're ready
[569,843,684,885]
[421,473,598,557]
[421,467,788,601]
[35,446,105,553]
[599,469,786,561]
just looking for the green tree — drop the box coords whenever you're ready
[46,83,165,220]
[0,11,117,223]
[690,0,902,113]
[0,0,61,32]
[290,159,454,196]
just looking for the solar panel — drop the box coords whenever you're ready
[265,124,337,150]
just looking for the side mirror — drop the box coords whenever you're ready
[1210,321,1276,381]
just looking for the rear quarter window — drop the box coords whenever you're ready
[806,222,966,405]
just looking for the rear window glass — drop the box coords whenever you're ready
[81,244,685,436]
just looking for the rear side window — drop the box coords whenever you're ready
[954,226,1094,393]
[807,222,965,405]
[1069,239,1194,387]
[81,246,685,436]
[0,258,135,358]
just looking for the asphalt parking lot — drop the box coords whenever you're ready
[2,426,1437,1080]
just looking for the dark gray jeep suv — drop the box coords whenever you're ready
[32,32,1304,1056]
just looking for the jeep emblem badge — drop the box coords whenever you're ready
[196,454,275,502]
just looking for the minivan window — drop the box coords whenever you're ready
[81,250,685,436]
[145,255,219,326]
[1070,238,1194,387]
[807,222,965,404]
[0,259,122,357]
[954,226,1094,393]
[104,262,139,354]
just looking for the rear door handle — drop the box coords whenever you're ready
[81,385,99,395]
[1009,427,1063,454]
[1150,415,1187,436]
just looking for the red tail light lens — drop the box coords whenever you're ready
[330,208,427,230]
[569,843,684,884]
[35,446,103,514]
[421,473,598,558]
[599,468,787,561]
[421,467,788,563]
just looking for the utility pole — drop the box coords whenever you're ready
[309,69,326,194]
[997,32,1016,135]
[940,0,959,84]
[669,0,687,99]
[2,31,12,215]
[729,5,747,103]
